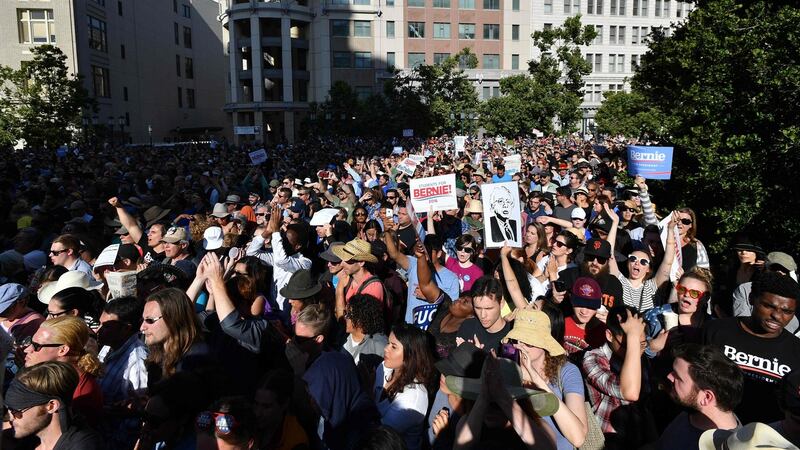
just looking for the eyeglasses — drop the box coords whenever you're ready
[143,316,163,325]
[676,284,705,299]
[196,411,239,435]
[255,213,267,216]
[386,196,397,200]
[585,255,608,264]
[627,255,650,266]
[571,217,586,221]
[680,218,693,226]
[456,246,475,254]
[7,406,37,419]
[49,249,67,256]
[553,240,568,249]
[46,310,68,318]
[19,336,63,352]
[354,212,367,216]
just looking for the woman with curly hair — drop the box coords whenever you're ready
[374,323,437,450]
[343,294,388,367]
[504,309,588,449]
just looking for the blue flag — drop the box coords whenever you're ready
[627,146,674,180]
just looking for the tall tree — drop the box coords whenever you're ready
[0,45,91,148]
[593,91,669,139]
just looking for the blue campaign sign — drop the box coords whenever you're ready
[627,146,674,180]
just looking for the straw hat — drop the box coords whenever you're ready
[331,239,378,263]
[465,200,483,214]
[502,310,565,356]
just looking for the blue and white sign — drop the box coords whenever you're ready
[627,146,674,180]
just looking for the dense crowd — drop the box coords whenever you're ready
[0,135,798,450]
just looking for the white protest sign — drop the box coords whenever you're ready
[392,146,404,155]
[408,154,425,164]
[454,136,467,154]
[93,244,119,271]
[473,151,483,166]
[248,148,268,165]
[402,129,414,137]
[310,208,340,226]
[481,182,523,248]
[106,271,138,299]
[397,158,418,177]
[410,174,458,212]
[503,154,522,176]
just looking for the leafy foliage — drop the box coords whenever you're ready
[593,91,669,139]
[0,45,92,148]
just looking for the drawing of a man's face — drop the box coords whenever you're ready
[490,186,513,220]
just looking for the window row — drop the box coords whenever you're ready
[583,83,626,102]
[407,22,504,40]
[585,53,642,73]
[406,0,501,8]
[543,0,689,17]
[406,53,505,69]
[332,51,375,68]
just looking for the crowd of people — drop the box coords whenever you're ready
[0,134,798,450]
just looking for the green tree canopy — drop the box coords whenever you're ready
[593,91,669,139]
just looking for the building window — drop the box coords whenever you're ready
[407,0,424,6]
[544,23,552,31]
[585,83,602,102]
[386,0,394,5]
[354,0,370,5]
[186,88,195,108]
[354,52,372,68]
[512,0,520,10]
[610,0,625,14]
[123,86,128,101]
[634,0,648,16]
[631,54,640,69]
[483,0,499,9]
[386,21,395,38]
[408,22,425,38]
[459,0,475,8]
[664,0,670,16]
[183,26,192,48]
[616,54,624,72]
[177,87,183,107]
[434,53,450,64]
[185,57,194,79]
[354,20,371,37]
[587,0,602,14]
[458,23,475,39]
[182,4,191,18]
[333,52,351,68]
[355,86,372,100]
[458,54,471,69]
[331,20,349,37]
[512,24,519,40]
[586,53,602,72]
[173,0,178,13]
[655,0,661,15]
[88,16,107,52]
[544,0,552,13]
[92,65,110,97]
[483,24,500,40]
[433,0,450,7]
[408,53,425,67]
[120,44,126,59]
[511,54,519,70]
[632,26,639,44]
[676,1,683,17]
[618,25,625,43]
[609,54,624,72]
[387,52,396,69]
[174,22,180,45]
[563,0,580,14]
[482,54,500,69]
[592,25,602,44]
[17,9,57,44]
[118,1,123,15]
[175,55,181,76]
[482,86,490,99]
[433,23,450,39]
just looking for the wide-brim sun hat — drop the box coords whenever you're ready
[331,239,378,264]
[38,270,99,305]
[502,309,566,357]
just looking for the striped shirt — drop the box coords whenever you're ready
[616,274,658,312]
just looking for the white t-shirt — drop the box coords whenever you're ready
[374,362,428,450]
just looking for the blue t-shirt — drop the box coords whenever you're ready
[405,256,460,329]
[492,174,513,183]
[544,362,585,450]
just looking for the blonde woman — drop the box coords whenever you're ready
[23,315,104,425]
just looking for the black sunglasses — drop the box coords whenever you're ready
[585,255,608,264]
[293,334,318,344]
[553,240,568,249]
[680,218,693,225]
[456,246,475,254]
[19,336,63,352]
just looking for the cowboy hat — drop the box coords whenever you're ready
[331,239,378,264]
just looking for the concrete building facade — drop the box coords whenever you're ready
[0,0,231,144]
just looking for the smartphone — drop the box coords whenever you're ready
[319,170,329,179]
[385,208,393,217]
[553,280,566,292]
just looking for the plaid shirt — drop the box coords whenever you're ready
[582,343,629,434]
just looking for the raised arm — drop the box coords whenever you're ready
[202,253,237,321]
[654,211,678,286]
[500,245,530,310]
[415,241,441,303]
[604,203,622,277]
[536,215,571,229]
[635,176,658,225]
[619,310,644,401]
[382,216,409,270]
[108,197,144,243]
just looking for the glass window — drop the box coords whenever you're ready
[512,24,519,40]
[118,1,123,16]
[617,54,624,72]
[407,0,424,6]
[354,0,370,5]
[483,0,499,9]
[187,88,195,108]
[332,20,349,37]
[482,86,490,99]
[17,9,57,44]
[88,15,107,52]
[608,54,616,72]
[408,21,425,38]
[174,22,179,45]
[121,44,126,59]
[434,53,450,64]
[433,0,450,7]
[512,0,520,10]
[592,25,602,44]
[183,26,192,48]
[631,54,640,69]
[355,87,372,100]
[433,23,450,39]
[594,54,602,72]
[511,54,519,70]
[408,53,425,67]
[618,26,625,44]
[176,55,181,76]
[632,26,639,44]
[458,23,475,39]
[177,87,183,107]
[386,21,395,38]
[185,57,194,79]
[482,54,500,69]
[664,0,670,16]
[609,25,616,44]
[92,65,110,98]
[182,4,191,18]
[333,52,351,68]
[355,52,372,68]
[655,0,661,16]
[483,24,500,40]
[544,0,552,13]
[618,0,626,14]
[459,0,475,7]
[354,20,371,37]
[387,52,396,69]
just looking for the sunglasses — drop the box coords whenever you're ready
[49,249,67,256]
[553,240,568,249]
[143,316,163,325]
[676,284,705,299]
[624,208,637,213]
[293,334,318,345]
[7,406,37,419]
[255,213,267,216]
[628,255,650,266]
[680,218,693,225]
[585,255,608,264]
[196,411,238,435]
[355,212,367,216]
[19,336,63,352]
[456,246,475,254]
[386,196,397,200]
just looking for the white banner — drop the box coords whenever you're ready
[392,146,404,155]
[235,126,262,135]
[410,174,458,212]
[481,182,523,248]
[397,158,418,177]
[248,149,268,165]
[454,136,467,154]
[408,154,425,164]
[503,154,522,175]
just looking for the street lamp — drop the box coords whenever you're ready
[148,124,153,148]
[118,116,125,146]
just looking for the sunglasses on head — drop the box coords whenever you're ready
[585,255,608,264]
[680,218,693,225]
[456,246,475,254]
[628,255,650,266]
[196,411,238,435]
[676,284,705,299]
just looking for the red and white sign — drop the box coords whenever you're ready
[410,174,457,212]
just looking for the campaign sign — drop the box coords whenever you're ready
[402,128,414,137]
[410,174,457,212]
[397,158,418,177]
[481,182,523,248]
[627,146,673,180]
[408,154,425,164]
[392,146,404,155]
[503,154,522,176]
[454,136,467,154]
[248,149,268,165]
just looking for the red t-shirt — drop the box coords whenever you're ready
[345,272,385,303]
[73,371,104,426]
[563,316,606,355]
